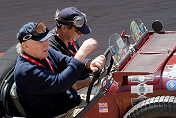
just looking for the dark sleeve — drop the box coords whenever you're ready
[77,59,93,80]
[49,47,92,80]
[15,51,85,94]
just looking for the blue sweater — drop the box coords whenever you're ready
[14,47,87,117]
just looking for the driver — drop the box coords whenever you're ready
[49,7,93,93]
[14,21,105,117]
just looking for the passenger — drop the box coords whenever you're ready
[14,21,105,117]
[49,7,93,92]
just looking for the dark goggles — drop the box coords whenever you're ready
[22,22,48,42]
[57,14,87,28]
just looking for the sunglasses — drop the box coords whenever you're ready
[23,21,48,41]
[72,26,81,34]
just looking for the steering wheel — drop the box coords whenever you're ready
[86,33,125,103]
[86,47,113,103]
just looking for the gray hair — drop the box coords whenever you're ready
[16,43,23,53]
[55,9,60,21]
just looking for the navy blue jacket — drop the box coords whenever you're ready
[14,47,88,117]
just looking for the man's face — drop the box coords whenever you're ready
[23,39,49,59]
[65,26,83,42]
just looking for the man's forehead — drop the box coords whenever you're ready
[24,39,38,44]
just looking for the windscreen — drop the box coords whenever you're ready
[130,19,147,43]
[108,33,128,64]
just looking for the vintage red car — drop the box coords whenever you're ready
[76,19,176,118]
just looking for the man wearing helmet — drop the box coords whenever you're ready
[49,7,97,94]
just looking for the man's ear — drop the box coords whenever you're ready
[60,25,65,30]
[21,42,29,49]
[61,25,68,33]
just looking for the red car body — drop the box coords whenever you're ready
[78,27,176,117]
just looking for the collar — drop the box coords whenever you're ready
[21,51,45,62]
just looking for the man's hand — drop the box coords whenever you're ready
[79,38,98,55]
[89,55,106,72]
[75,38,98,62]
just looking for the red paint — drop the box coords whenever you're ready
[82,31,176,118]
[0,53,4,58]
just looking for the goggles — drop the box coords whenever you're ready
[72,15,87,27]
[57,14,87,28]
[23,21,48,41]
